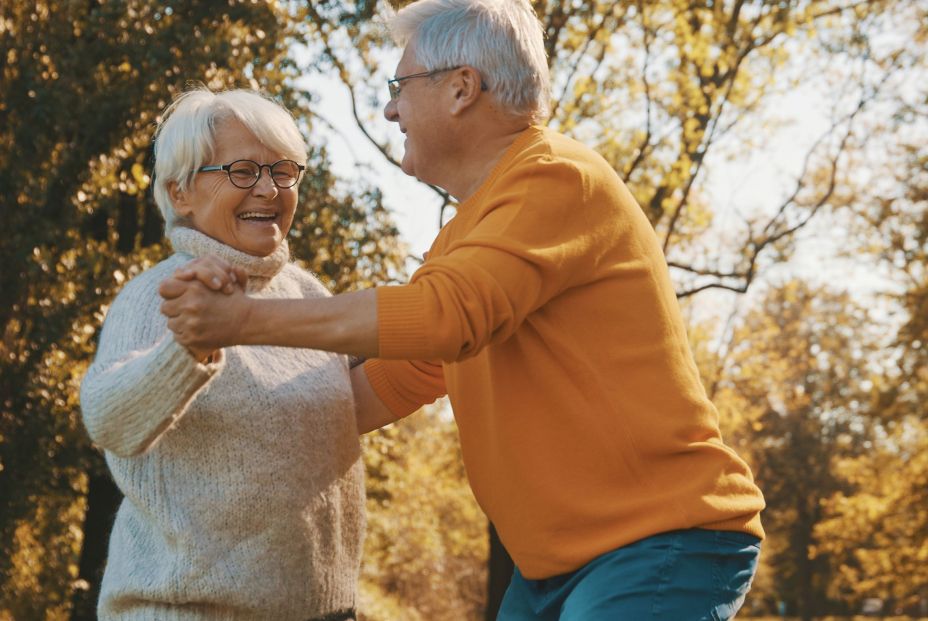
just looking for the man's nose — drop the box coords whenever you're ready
[384,98,399,122]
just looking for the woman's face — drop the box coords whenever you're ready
[171,118,300,257]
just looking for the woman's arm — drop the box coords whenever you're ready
[350,365,400,434]
[81,271,224,457]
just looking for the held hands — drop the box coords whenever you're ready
[159,257,250,361]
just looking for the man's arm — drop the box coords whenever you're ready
[159,276,379,358]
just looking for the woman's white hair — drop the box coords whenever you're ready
[389,0,550,123]
[152,87,307,232]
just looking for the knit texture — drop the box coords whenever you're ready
[365,125,765,579]
[80,228,365,620]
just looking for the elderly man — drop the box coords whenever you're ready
[160,0,765,619]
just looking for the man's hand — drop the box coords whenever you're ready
[159,257,252,358]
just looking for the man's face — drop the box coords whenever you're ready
[383,41,451,185]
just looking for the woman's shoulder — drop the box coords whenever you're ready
[107,254,187,313]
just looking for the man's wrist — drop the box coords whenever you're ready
[237,295,261,346]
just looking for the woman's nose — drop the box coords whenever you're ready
[252,170,279,197]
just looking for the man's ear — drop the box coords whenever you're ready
[449,66,485,116]
[168,181,194,218]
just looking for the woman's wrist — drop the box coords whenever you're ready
[189,347,219,364]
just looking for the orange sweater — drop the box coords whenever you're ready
[364,126,765,579]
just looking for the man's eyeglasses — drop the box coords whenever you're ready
[197,159,305,189]
[388,66,462,101]
[387,66,488,101]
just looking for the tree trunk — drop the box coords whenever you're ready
[70,468,122,621]
[485,522,514,621]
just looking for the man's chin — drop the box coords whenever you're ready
[400,157,416,178]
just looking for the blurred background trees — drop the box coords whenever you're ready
[1,0,926,619]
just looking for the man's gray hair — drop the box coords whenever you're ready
[152,87,307,233]
[389,0,550,123]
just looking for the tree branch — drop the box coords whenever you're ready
[672,58,896,299]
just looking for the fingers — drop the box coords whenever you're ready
[160,282,194,317]
[160,276,247,354]
[232,266,248,287]
[160,278,210,318]
[159,277,189,302]
[174,256,242,294]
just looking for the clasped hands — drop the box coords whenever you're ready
[159,257,250,362]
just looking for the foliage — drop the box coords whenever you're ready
[814,421,928,611]
[813,101,928,612]
[359,404,488,621]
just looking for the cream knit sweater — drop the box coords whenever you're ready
[80,227,365,621]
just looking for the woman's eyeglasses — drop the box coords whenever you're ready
[197,159,305,189]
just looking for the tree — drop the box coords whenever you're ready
[712,281,882,620]
[0,1,405,616]
[813,99,928,614]
[814,421,928,615]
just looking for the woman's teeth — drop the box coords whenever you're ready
[238,212,276,221]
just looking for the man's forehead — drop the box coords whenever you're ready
[396,41,420,72]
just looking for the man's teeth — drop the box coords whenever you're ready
[238,212,276,221]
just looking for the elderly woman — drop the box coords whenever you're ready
[79,87,363,621]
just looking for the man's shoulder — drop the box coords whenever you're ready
[507,126,615,179]
[488,127,642,224]
[518,125,600,158]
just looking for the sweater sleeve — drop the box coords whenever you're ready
[80,267,224,457]
[378,155,608,362]
[362,358,447,418]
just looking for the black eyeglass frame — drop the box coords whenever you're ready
[196,159,306,189]
[387,65,489,101]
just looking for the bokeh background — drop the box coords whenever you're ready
[1,1,926,619]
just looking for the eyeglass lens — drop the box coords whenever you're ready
[228,160,302,189]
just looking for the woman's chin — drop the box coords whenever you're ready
[237,222,286,256]
[232,234,281,257]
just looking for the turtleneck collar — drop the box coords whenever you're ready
[168,227,290,279]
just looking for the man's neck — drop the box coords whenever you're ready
[442,122,531,202]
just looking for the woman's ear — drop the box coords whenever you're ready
[168,181,193,218]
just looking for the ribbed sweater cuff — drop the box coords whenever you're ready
[362,359,420,419]
[376,285,430,359]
